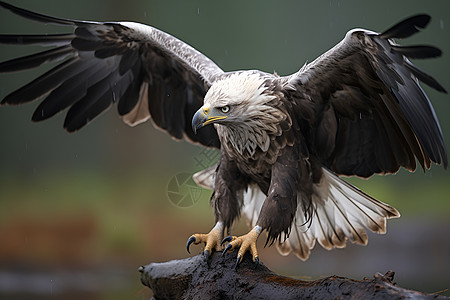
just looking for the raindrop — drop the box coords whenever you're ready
[440,19,444,30]
[197,8,200,15]
[50,279,54,296]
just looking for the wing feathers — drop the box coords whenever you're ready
[286,14,447,177]
[391,45,442,59]
[0,2,221,147]
[32,56,114,121]
[404,61,447,93]
[379,14,430,39]
[0,1,95,26]
[1,57,80,105]
[0,45,74,72]
[64,58,135,131]
[0,34,74,46]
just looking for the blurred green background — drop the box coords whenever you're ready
[0,0,449,298]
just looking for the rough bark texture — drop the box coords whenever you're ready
[139,251,448,300]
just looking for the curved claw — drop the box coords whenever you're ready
[234,254,242,270]
[221,243,233,256]
[225,226,262,268]
[186,236,196,254]
[203,249,210,259]
[254,256,259,269]
[221,235,234,246]
[186,222,225,256]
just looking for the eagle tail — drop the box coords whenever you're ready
[277,168,400,260]
[240,168,400,261]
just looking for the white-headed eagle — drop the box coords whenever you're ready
[0,2,447,266]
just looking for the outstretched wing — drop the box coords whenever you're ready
[284,14,447,177]
[0,1,222,148]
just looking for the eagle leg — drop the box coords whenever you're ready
[186,221,224,258]
[221,225,262,268]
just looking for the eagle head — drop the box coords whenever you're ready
[192,71,287,156]
[192,71,277,133]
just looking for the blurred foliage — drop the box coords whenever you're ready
[0,0,449,298]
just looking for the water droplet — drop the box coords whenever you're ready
[50,279,54,296]
[440,19,444,30]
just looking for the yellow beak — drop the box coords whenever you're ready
[191,106,227,134]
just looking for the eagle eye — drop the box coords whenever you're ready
[220,105,230,113]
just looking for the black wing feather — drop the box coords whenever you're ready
[391,45,442,59]
[32,56,112,121]
[0,1,95,26]
[0,34,74,46]
[63,57,134,131]
[1,57,80,105]
[0,45,75,72]
[117,65,144,116]
[404,61,447,93]
[379,14,430,39]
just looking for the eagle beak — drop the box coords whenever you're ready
[192,106,227,134]
[192,107,208,134]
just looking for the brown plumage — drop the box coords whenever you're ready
[0,2,447,261]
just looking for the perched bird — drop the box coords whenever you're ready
[0,2,447,266]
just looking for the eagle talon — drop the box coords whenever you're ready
[254,256,260,269]
[186,236,197,254]
[203,249,210,259]
[234,254,242,270]
[226,226,262,268]
[221,235,234,246]
[186,222,224,256]
[222,243,233,256]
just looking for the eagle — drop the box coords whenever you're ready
[0,2,447,266]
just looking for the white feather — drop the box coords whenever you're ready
[241,168,400,261]
[192,164,217,190]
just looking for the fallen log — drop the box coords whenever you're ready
[139,251,448,299]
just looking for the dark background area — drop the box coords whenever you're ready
[0,0,449,298]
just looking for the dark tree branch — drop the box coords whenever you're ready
[139,251,447,299]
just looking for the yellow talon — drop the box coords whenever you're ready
[221,226,262,265]
[186,222,224,257]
